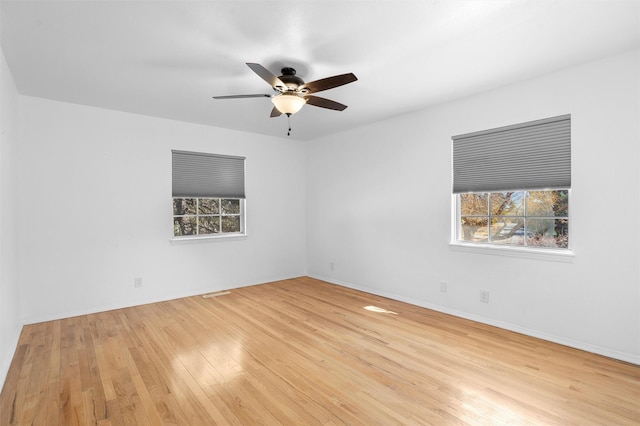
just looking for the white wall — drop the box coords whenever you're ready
[0,47,22,385]
[18,98,307,322]
[4,48,638,393]
[307,49,640,363]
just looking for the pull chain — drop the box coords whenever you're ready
[287,113,292,136]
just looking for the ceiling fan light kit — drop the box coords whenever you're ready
[271,93,307,115]
[213,63,357,135]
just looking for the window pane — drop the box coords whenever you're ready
[490,192,524,216]
[460,193,488,216]
[221,199,240,215]
[221,216,240,233]
[489,218,525,245]
[526,218,568,248]
[174,216,197,236]
[173,198,196,215]
[199,216,220,234]
[460,217,488,242]
[526,190,569,217]
[199,198,220,215]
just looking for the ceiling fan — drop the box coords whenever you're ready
[213,63,358,118]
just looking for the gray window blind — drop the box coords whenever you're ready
[172,150,245,198]
[452,114,571,193]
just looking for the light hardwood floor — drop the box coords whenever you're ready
[1,277,639,425]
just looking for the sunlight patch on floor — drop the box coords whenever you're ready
[364,305,398,315]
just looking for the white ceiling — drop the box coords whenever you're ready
[2,1,639,141]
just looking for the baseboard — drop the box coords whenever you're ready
[0,323,23,393]
[309,273,640,365]
[13,273,639,373]
[21,275,300,325]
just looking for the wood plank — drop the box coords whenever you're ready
[1,277,639,425]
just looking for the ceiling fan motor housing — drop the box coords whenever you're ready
[279,67,305,91]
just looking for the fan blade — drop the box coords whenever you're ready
[246,63,286,90]
[270,107,282,118]
[304,95,347,111]
[300,73,357,94]
[212,94,271,99]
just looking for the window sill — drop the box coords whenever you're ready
[449,242,574,263]
[170,233,247,244]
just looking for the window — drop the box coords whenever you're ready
[458,190,569,248]
[452,115,571,251]
[173,198,243,236]
[172,150,245,239]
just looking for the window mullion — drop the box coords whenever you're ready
[523,192,528,247]
[196,198,200,235]
[487,192,493,244]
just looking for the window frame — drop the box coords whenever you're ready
[450,190,573,262]
[172,197,246,240]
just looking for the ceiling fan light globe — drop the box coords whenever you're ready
[271,93,306,115]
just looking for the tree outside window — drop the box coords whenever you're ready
[459,190,568,249]
[173,198,242,237]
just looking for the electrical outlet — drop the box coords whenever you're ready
[481,290,490,303]
[134,277,143,288]
[330,262,335,271]
[440,282,447,293]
